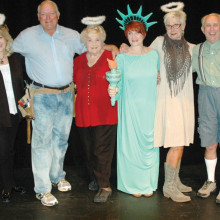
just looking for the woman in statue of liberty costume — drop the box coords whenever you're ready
[119,2,194,203]
[108,5,160,197]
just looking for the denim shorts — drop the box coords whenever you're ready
[198,85,220,147]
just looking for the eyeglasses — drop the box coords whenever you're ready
[166,24,181,30]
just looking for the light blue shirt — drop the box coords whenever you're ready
[13,24,86,87]
[192,40,220,87]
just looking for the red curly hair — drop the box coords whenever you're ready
[124,21,147,39]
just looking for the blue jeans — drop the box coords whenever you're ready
[31,86,73,194]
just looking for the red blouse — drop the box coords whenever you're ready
[74,50,118,127]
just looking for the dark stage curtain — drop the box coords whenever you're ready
[1,0,219,167]
[2,0,218,44]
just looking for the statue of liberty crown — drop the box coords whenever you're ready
[116,4,157,31]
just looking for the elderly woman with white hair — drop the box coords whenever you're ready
[150,3,195,203]
[73,17,118,203]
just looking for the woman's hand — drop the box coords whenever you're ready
[157,72,161,85]
[120,43,129,53]
[108,86,119,97]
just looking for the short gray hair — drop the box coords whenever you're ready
[37,0,60,17]
[81,25,106,44]
[201,13,220,26]
[164,10,187,26]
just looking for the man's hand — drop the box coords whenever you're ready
[103,44,119,59]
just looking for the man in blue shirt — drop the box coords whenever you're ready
[192,13,220,204]
[13,0,118,206]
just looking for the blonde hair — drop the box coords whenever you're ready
[201,13,220,26]
[0,25,13,57]
[164,10,187,26]
[81,25,106,44]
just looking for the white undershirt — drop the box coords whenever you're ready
[0,64,17,114]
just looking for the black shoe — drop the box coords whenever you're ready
[89,180,98,191]
[216,192,220,204]
[94,188,112,203]
[2,191,11,203]
[12,186,26,194]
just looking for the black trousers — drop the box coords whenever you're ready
[77,124,117,188]
[0,114,19,192]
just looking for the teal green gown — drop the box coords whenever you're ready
[116,50,160,195]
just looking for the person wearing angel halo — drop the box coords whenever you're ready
[0,13,27,203]
[12,0,118,207]
[74,16,118,203]
[150,2,195,203]
[119,2,195,202]
[108,4,160,198]
[192,13,220,204]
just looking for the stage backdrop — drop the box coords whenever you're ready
[1,0,219,167]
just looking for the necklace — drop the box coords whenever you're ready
[0,56,5,64]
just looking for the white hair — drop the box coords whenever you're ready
[164,10,187,26]
[201,13,220,26]
[37,0,60,17]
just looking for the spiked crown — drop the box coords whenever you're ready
[116,5,157,31]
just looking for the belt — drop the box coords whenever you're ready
[32,81,71,90]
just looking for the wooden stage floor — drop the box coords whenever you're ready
[1,163,220,220]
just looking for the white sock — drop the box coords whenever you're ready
[205,158,217,182]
